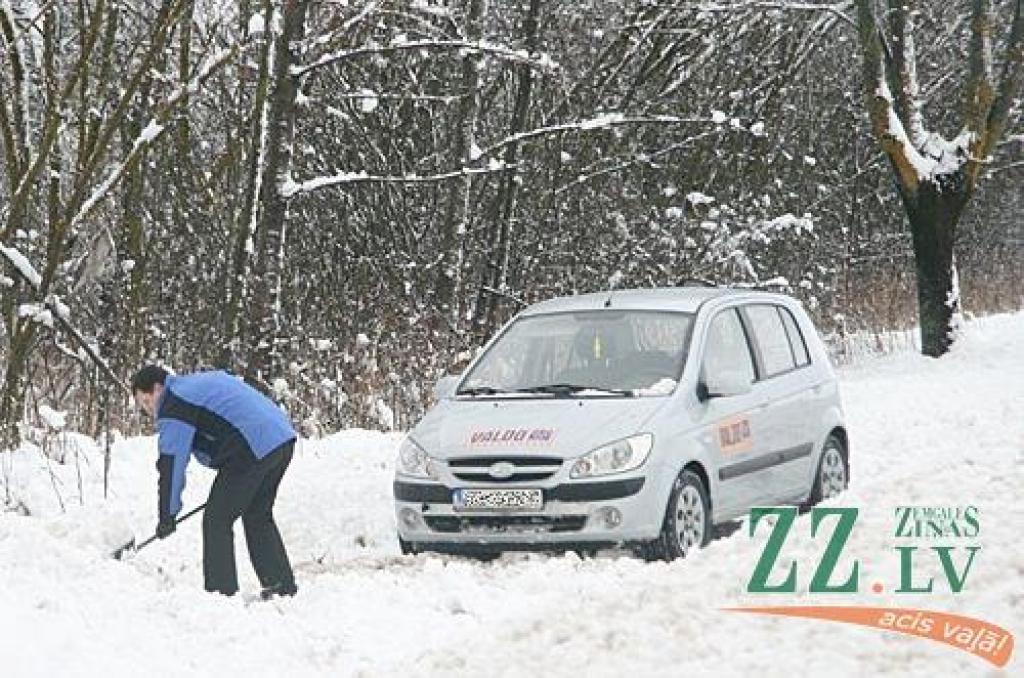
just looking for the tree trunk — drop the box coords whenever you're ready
[222,0,274,372]
[474,0,540,340]
[0,324,34,450]
[248,0,309,390]
[854,0,1023,358]
[437,0,487,327]
[899,175,969,357]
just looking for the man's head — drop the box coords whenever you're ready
[131,364,169,417]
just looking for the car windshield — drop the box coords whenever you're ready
[459,310,694,397]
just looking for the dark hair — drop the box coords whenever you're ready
[131,364,169,394]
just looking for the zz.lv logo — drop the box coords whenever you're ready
[746,507,980,594]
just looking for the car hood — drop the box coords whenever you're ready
[410,396,670,460]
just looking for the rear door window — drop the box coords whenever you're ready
[744,305,796,378]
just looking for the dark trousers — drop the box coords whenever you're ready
[203,442,295,596]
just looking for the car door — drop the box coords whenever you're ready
[740,303,817,501]
[694,307,772,517]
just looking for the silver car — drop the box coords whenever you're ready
[394,287,849,559]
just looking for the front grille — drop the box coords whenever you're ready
[424,515,587,534]
[450,472,554,483]
[447,455,563,483]
[448,456,562,467]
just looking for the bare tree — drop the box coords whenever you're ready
[0,0,235,446]
[248,0,312,391]
[473,0,543,340]
[854,0,1024,356]
[437,0,488,329]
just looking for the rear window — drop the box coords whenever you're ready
[744,305,796,377]
[779,307,810,367]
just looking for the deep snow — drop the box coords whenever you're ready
[0,313,1021,677]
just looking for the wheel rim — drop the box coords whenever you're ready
[820,446,847,499]
[673,485,705,556]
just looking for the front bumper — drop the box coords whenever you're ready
[393,474,664,546]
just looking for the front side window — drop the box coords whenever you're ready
[460,311,693,396]
[745,304,797,377]
[701,309,756,385]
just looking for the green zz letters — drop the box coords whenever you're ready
[747,507,860,594]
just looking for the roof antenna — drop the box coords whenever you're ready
[605,270,623,307]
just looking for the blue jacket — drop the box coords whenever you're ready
[155,371,296,519]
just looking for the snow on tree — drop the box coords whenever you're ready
[854,0,1024,356]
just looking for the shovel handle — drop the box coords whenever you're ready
[113,502,208,559]
[175,502,208,525]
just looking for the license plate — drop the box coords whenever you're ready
[453,488,543,511]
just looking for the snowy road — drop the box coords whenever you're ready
[1,314,1021,677]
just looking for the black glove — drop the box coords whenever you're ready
[156,516,176,539]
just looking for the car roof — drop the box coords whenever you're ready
[519,286,790,316]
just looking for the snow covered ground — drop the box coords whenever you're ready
[0,313,1021,677]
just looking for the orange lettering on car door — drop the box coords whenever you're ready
[718,416,753,455]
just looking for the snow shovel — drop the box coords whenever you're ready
[112,502,207,560]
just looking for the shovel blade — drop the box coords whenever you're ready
[112,538,137,560]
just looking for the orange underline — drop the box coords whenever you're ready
[723,605,1014,668]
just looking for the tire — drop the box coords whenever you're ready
[806,434,849,507]
[398,537,419,555]
[639,469,711,561]
[711,519,742,541]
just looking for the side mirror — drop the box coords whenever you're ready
[699,370,752,400]
[433,375,460,401]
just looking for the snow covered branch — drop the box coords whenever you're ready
[2,0,108,242]
[856,0,1023,194]
[0,245,126,392]
[967,0,1024,185]
[690,1,856,30]
[293,39,558,78]
[0,244,42,287]
[888,0,925,148]
[280,111,761,199]
[279,163,518,198]
[474,113,755,161]
[69,45,242,230]
[0,0,54,50]
[855,0,922,192]
[554,131,722,195]
[965,0,997,138]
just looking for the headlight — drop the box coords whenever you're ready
[570,433,653,479]
[397,436,439,479]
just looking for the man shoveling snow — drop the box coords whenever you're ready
[131,365,298,599]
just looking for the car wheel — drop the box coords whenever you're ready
[398,537,419,555]
[807,434,849,506]
[639,469,711,561]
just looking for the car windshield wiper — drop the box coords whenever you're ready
[457,385,509,396]
[515,384,636,397]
